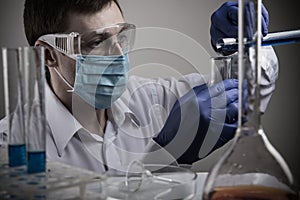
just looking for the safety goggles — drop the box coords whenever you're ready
[38,23,136,59]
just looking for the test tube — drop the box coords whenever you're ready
[23,46,46,174]
[2,47,26,167]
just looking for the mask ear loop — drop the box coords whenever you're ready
[53,67,74,92]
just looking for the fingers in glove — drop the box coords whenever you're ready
[209,101,238,124]
[210,23,237,46]
[226,102,238,124]
[206,79,238,100]
[227,4,239,26]
[211,2,239,41]
[244,2,255,39]
[211,87,238,109]
[261,4,269,36]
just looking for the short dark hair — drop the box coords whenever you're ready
[23,0,122,84]
[23,0,122,46]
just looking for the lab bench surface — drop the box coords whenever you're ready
[0,146,105,199]
[0,147,209,200]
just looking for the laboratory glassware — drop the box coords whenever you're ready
[210,56,233,86]
[216,30,300,53]
[0,160,105,199]
[103,161,197,200]
[2,47,26,167]
[203,0,298,199]
[23,46,46,174]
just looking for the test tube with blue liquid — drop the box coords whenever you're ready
[23,46,46,174]
[2,47,27,167]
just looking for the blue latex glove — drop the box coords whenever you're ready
[154,79,239,164]
[210,2,269,55]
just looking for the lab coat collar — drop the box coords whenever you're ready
[45,83,82,157]
[45,82,139,156]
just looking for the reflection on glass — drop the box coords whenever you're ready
[23,46,46,174]
[203,0,298,199]
[2,47,26,167]
[210,56,233,86]
[103,161,197,200]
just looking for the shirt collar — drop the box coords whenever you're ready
[45,83,82,157]
[45,82,140,156]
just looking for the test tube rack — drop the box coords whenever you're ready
[0,148,105,200]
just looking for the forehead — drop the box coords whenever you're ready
[65,1,124,33]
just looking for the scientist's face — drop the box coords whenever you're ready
[49,1,124,97]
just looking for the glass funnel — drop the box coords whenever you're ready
[202,0,298,199]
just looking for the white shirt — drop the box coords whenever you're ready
[0,46,278,173]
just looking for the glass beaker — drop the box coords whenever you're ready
[2,47,26,167]
[203,0,298,199]
[210,56,232,86]
[23,46,46,174]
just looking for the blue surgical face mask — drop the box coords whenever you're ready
[55,54,129,109]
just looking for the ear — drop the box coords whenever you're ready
[35,40,58,68]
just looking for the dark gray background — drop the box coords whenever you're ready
[0,0,299,189]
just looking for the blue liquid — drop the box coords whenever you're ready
[27,151,46,174]
[8,144,26,167]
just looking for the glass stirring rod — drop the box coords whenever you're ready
[216,29,300,52]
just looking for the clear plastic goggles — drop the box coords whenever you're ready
[38,23,136,59]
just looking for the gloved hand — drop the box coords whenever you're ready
[154,79,239,164]
[210,1,269,55]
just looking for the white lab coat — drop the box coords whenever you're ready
[0,46,278,173]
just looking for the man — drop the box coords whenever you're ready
[0,0,277,173]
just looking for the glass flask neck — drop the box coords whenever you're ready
[237,0,262,136]
[238,48,262,136]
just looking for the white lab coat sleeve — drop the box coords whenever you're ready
[142,138,179,166]
[139,46,278,162]
[150,45,278,117]
[149,74,208,123]
[223,46,278,113]
[259,46,279,113]
[135,74,208,165]
[125,74,208,138]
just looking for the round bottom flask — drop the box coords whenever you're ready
[203,127,298,200]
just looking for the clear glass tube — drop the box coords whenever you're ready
[23,46,46,174]
[203,0,298,199]
[2,47,26,167]
[216,29,300,52]
[210,56,232,86]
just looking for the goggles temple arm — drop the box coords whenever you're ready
[38,23,136,57]
[38,32,80,59]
